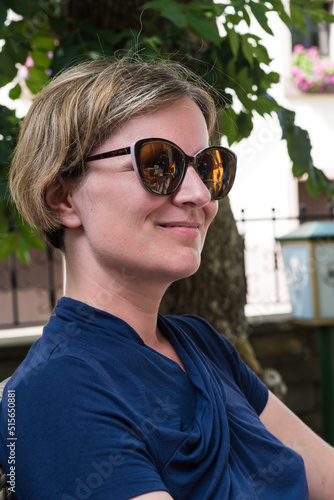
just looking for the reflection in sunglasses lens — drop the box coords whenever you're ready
[140,143,183,195]
[138,142,235,200]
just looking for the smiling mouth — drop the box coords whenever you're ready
[158,222,200,237]
[158,222,200,229]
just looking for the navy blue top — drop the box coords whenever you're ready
[0,298,308,499]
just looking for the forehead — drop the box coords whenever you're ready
[99,98,209,155]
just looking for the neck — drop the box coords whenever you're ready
[63,253,186,371]
[63,258,168,345]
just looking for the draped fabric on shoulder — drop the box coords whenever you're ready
[0,298,308,499]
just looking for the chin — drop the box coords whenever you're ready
[155,248,202,284]
[170,259,201,282]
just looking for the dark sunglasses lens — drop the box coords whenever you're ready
[197,148,236,200]
[138,142,184,195]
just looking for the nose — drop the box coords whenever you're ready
[172,164,212,207]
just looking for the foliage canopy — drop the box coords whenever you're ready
[0,0,334,262]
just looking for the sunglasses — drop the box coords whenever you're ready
[86,138,237,201]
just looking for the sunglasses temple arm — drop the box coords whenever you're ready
[86,147,131,162]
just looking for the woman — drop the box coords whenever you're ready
[1,57,333,499]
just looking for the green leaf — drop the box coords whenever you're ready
[0,3,7,33]
[0,216,9,237]
[300,0,334,24]
[142,0,171,7]
[8,83,21,100]
[0,20,32,66]
[231,0,246,7]
[220,106,239,145]
[234,84,253,110]
[15,234,31,263]
[292,162,307,178]
[31,48,52,68]
[0,51,19,87]
[186,10,220,45]
[241,7,251,27]
[227,28,240,58]
[305,166,334,198]
[252,42,271,66]
[30,35,55,52]
[251,93,279,116]
[290,4,306,33]
[278,107,315,177]
[276,105,331,197]
[287,126,312,167]
[249,2,274,36]
[26,66,50,94]
[0,232,15,261]
[236,66,253,94]
[26,235,45,250]
[277,107,296,139]
[236,111,253,140]
[265,0,291,27]
[241,36,254,67]
[143,0,187,27]
[211,3,228,18]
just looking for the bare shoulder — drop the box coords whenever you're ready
[260,391,334,500]
[130,492,173,500]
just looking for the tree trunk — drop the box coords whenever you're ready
[62,0,144,31]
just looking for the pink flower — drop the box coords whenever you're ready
[296,75,305,85]
[307,46,319,59]
[291,44,334,92]
[293,44,304,54]
[25,56,34,67]
[299,81,311,91]
[291,66,302,76]
[325,74,334,85]
[314,60,326,73]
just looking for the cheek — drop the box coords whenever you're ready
[206,201,219,226]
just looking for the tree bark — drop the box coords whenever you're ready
[62,0,144,31]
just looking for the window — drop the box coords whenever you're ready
[298,180,334,222]
[291,1,334,56]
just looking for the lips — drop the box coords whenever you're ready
[157,221,201,237]
[158,221,200,229]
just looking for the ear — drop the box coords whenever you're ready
[45,178,82,229]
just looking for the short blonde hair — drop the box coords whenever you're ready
[9,56,217,249]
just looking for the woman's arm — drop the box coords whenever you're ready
[130,492,173,499]
[260,391,334,499]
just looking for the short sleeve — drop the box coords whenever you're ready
[2,354,170,500]
[228,343,269,414]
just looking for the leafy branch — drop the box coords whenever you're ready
[0,0,333,262]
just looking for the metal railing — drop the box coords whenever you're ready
[0,205,333,328]
[237,205,334,312]
[0,246,63,329]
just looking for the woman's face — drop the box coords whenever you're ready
[65,98,218,287]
